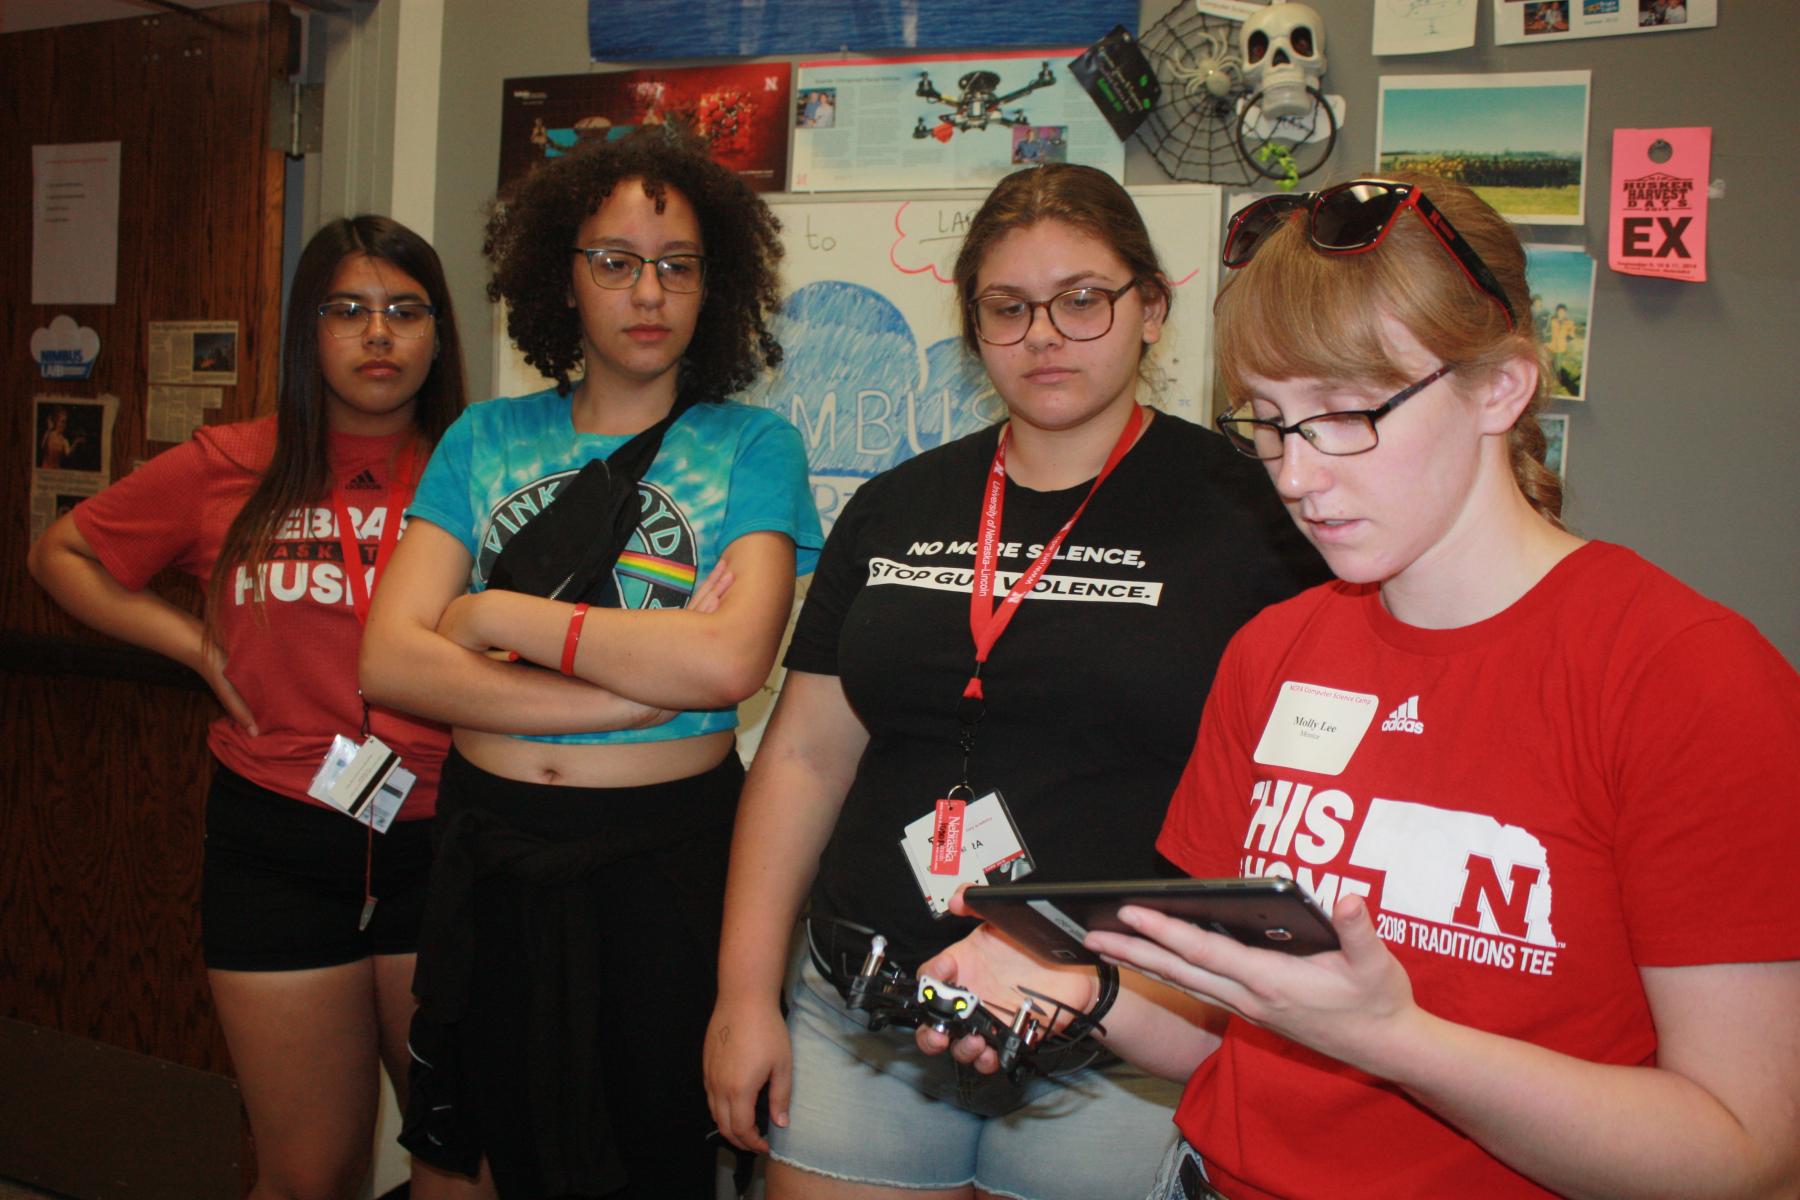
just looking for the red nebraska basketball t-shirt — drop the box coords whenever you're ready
[75,417,447,816]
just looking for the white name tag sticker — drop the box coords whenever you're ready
[1252,681,1380,776]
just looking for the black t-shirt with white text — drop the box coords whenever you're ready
[787,413,1329,965]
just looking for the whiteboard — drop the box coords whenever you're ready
[494,183,1223,531]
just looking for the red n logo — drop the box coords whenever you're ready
[1450,855,1540,936]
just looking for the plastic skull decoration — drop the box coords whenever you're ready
[1239,1,1326,119]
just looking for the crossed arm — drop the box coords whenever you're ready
[359,519,796,733]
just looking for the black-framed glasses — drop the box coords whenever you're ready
[572,247,707,293]
[1223,180,1517,330]
[1215,362,1456,460]
[970,279,1142,346]
[316,301,437,339]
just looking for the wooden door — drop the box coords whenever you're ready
[1,4,292,1193]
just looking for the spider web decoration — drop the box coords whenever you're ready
[1135,2,1338,186]
[1135,3,1260,185]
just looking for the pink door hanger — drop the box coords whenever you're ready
[1608,127,1709,283]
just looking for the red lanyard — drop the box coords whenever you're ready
[963,405,1144,702]
[330,443,416,625]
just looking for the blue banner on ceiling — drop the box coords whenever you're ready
[588,0,1135,62]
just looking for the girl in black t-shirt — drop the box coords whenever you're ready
[705,165,1323,1200]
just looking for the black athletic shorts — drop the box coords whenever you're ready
[201,760,434,971]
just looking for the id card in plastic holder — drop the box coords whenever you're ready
[307,734,412,833]
[901,790,1034,918]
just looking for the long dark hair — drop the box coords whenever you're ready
[208,215,467,624]
[485,125,784,398]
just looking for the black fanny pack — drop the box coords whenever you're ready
[485,394,694,606]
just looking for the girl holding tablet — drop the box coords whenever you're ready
[919,176,1800,1200]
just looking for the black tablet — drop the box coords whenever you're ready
[963,877,1341,964]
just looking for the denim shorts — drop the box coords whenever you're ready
[768,954,1181,1199]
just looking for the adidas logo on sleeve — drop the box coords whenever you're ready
[1381,695,1425,735]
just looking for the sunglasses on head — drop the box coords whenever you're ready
[1223,180,1517,330]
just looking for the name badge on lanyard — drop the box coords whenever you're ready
[309,444,418,835]
[901,789,1033,918]
[900,408,1144,918]
[308,733,415,833]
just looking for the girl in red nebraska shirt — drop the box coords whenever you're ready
[29,216,467,1199]
[916,177,1800,1199]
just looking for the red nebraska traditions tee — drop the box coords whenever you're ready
[74,418,447,817]
[1158,542,1800,1199]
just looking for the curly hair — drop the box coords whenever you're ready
[485,126,784,399]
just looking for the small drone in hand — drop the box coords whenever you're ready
[912,62,1057,141]
[839,931,1111,1082]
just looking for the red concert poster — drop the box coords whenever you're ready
[497,62,792,196]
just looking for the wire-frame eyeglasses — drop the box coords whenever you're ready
[316,301,438,339]
[572,247,707,293]
[1215,363,1458,460]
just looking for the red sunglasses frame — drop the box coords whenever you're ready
[1223,180,1518,331]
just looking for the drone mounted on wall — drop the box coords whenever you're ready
[1136,0,1339,186]
[912,61,1056,142]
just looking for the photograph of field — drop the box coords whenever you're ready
[1377,71,1590,224]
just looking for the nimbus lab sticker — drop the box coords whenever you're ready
[31,315,101,380]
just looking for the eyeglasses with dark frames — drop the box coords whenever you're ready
[1215,362,1457,460]
[1223,180,1518,331]
[572,247,707,293]
[316,301,437,339]
[970,279,1143,346]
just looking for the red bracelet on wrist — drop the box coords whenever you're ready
[560,602,589,676]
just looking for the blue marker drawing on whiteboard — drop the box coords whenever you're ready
[741,280,1001,529]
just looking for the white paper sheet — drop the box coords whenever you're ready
[32,142,121,306]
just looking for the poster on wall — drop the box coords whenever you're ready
[146,385,224,443]
[30,394,117,543]
[491,185,1222,532]
[1608,127,1709,283]
[498,64,792,197]
[1376,71,1590,225]
[1373,0,1478,56]
[32,142,121,306]
[1494,0,1715,45]
[1539,413,1569,480]
[1524,244,1597,401]
[148,320,239,386]
[791,49,1123,192]
[588,0,1135,62]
